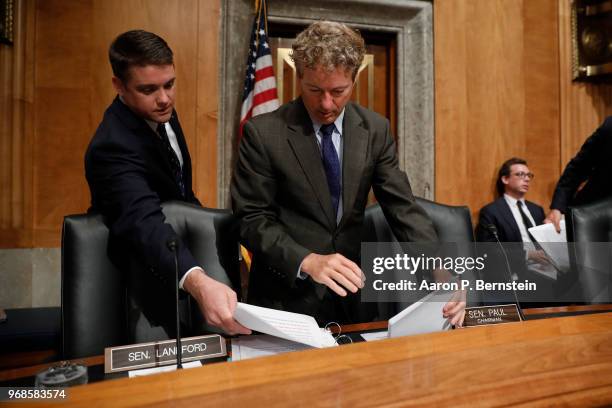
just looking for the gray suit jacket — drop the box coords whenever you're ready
[231,98,437,323]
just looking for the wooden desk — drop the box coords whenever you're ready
[18,311,612,407]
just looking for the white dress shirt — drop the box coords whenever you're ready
[503,194,537,244]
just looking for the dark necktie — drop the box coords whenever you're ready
[517,201,537,242]
[319,123,341,216]
[157,123,185,197]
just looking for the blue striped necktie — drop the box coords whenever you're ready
[320,123,341,216]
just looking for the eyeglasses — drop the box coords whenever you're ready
[511,172,535,180]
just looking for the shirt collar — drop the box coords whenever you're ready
[504,193,525,207]
[118,96,165,133]
[311,109,345,137]
[145,118,162,133]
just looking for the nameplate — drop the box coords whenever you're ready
[463,304,522,327]
[104,334,226,373]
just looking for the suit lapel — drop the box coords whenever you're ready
[338,103,368,229]
[497,198,522,242]
[526,201,543,225]
[110,97,183,194]
[286,100,336,229]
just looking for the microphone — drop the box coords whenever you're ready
[167,237,182,369]
[484,224,526,321]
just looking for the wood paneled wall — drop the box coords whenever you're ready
[0,0,220,248]
[558,0,612,166]
[1,0,611,248]
[0,0,36,247]
[434,0,612,222]
[434,0,560,219]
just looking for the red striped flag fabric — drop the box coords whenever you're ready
[239,0,280,136]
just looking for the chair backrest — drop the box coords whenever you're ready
[416,197,474,242]
[362,197,475,319]
[565,196,612,303]
[61,212,126,359]
[363,197,475,243]
[567,196,612,242]
[61,202,240,359]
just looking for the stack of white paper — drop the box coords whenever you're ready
[128,361,202,378]
[388,289,454,338]
[233,302,336,348]
[231,334,312,361]
[528,220,570,273]
[360,331,388,342]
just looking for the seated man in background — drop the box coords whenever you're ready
[231,21,465,326]
[476,158,553,305]
[476,157,546,249]
[85,30,249,339]
[545,116,612,232]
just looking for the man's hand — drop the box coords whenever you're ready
[183,268,251,335]
[300,253,365,297]
[528,249,551,265]
[544,209,563,233]
[443,289,466,327]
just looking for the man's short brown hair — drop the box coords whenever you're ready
[109,30,173,82]
[291,21,365,80]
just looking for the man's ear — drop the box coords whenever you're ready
[111,76,124,96]
[501,176,510,186]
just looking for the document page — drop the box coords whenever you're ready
[234,303,336,348]
[360,331,388,342]
[231,334,312,361]
[388,289,454,338]
[528,220,570,272]
[128,361,202,378]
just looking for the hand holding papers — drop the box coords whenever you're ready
[233,303,336,348]
[528,220,569,273]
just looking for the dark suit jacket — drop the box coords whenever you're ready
[231,99,437,323]
[85,97,201,328]
[551,116,612,213]
[476,197,547,306]
[476,197,545,242]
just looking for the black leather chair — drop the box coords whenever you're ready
[363,197,474,243]
[61,202,241,359]
[566,195,612,303]
[362,197,475,318]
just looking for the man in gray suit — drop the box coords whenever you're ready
[231,21,465,325]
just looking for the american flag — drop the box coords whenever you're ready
[239,0,279,136]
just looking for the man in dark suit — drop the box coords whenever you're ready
[231,21,465,326]
[477,158,546,244]
[476,158,553,305]
[85,30,249,338]
[545,116,612,232]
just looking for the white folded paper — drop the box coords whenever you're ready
[234,302,336,348]
[231,334,312,361]
[528,220,569,272]
[388,289,454,338]
[128,360,202,378]
[360,331,388,342]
